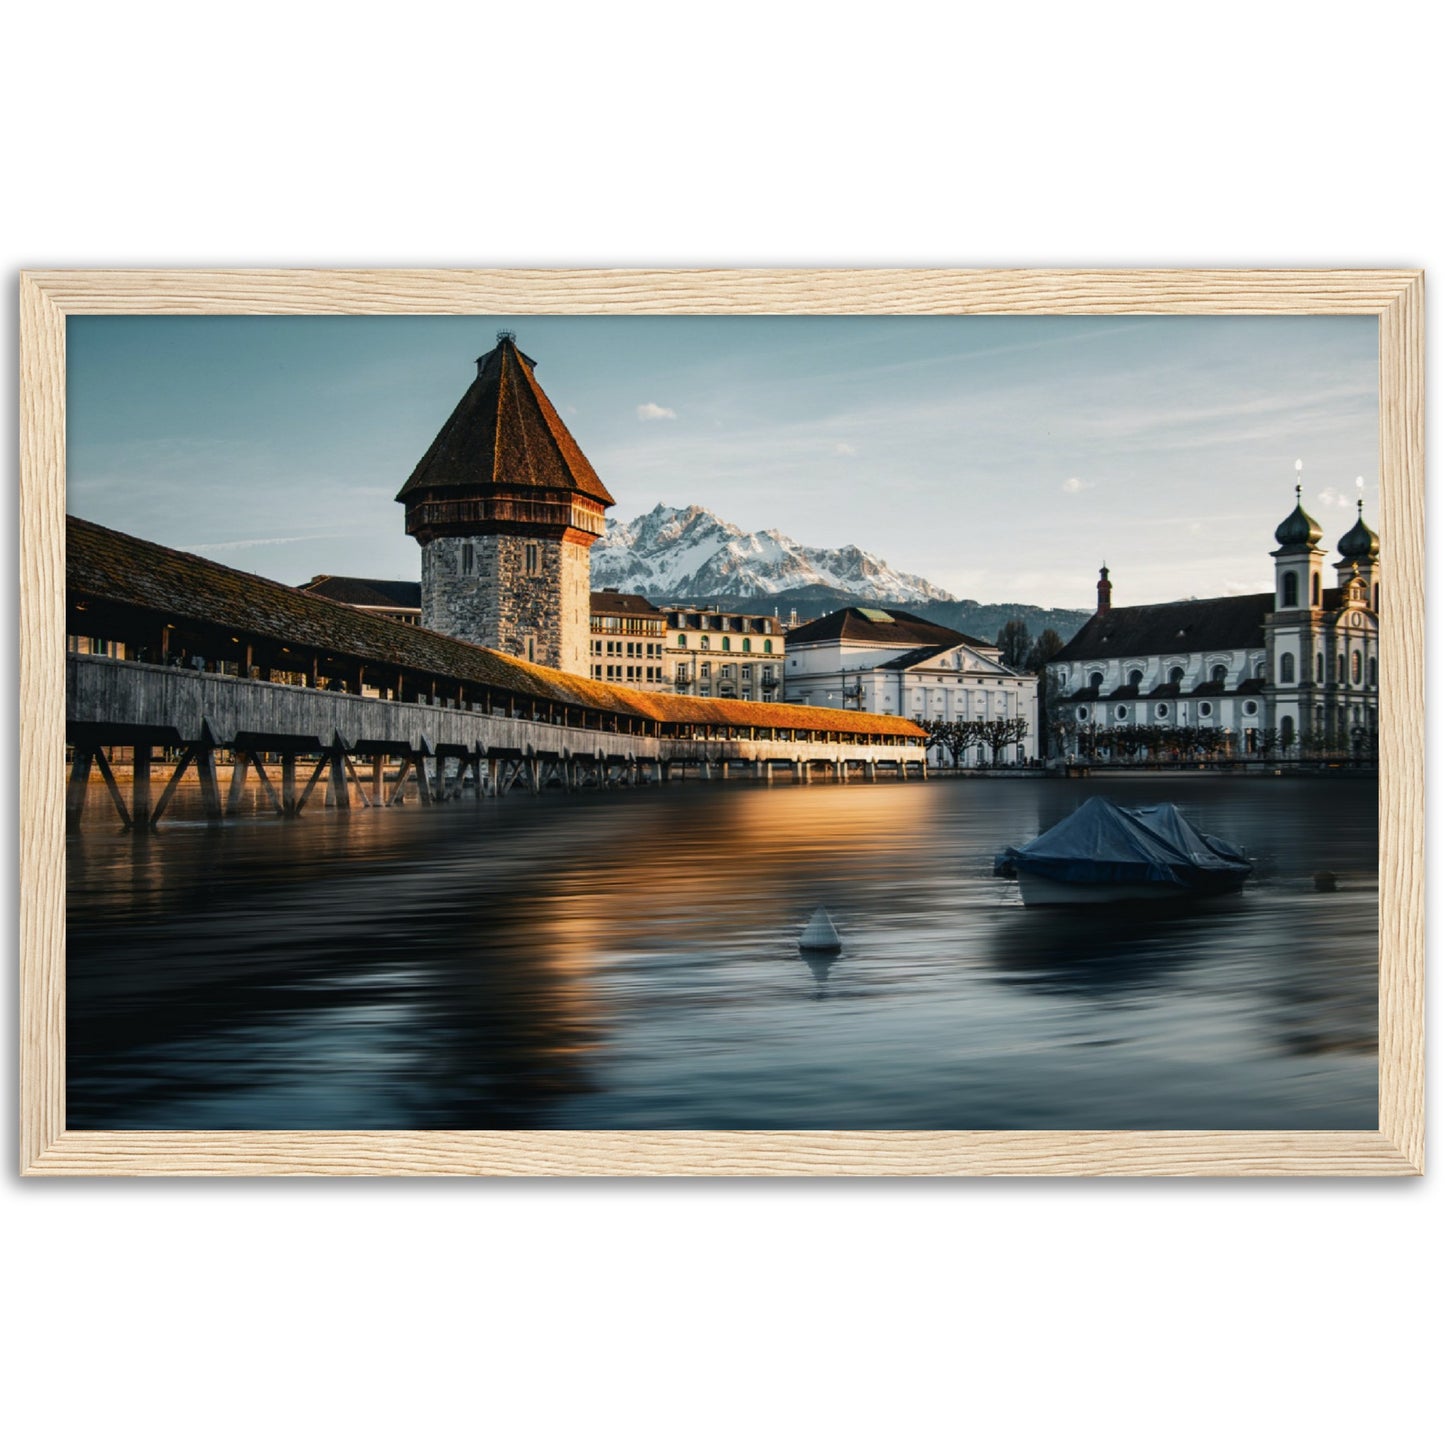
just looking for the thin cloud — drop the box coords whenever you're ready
[636,402,677,421]
[1061,476,1092,494]
[831,441,858,456]
[1317,486,1355,510]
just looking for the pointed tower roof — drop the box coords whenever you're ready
[397,335,615,507]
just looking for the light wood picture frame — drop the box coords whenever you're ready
[19,267,1424,1176]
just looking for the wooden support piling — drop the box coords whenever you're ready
[224,749,250,816]
[92,748,134,829]
[196,747,223,819]
[66,749,94,833]
[133,745,153,827]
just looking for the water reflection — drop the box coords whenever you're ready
[67,776,1378,1130]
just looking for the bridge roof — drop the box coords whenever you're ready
[67,516,923,740]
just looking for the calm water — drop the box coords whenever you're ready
[67,776,1378,1130]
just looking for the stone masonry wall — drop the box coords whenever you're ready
[422,533,591,676]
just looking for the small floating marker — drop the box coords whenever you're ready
[799,906,842,954]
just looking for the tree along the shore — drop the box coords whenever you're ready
[921,716,1031,767]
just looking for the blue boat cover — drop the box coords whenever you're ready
[994,796,1252,888]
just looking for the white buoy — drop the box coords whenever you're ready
[799,906,842,954]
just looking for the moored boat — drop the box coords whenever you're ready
[994,796,1252,906]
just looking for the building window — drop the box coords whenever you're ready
[1338,652,1346,683]
[1351,649,1362,684]
[1282,572,1299,608]
[1243,699,1258,716]
[1316,653,1324,683]
[1115,705,1128,720]
[1281,716,1295,748]
[700,661,711,678]
[1373,583,1379,611]
[701,636,710,650]
[742,638,751,653]
[1369,657,1377,687]
[722,637,731,651]
[461,542,475,575]
[1088,671,1104,689]
[1199,702,1212,718]
[742,664,752,680]
[1156,703,1169,719]
[764,640,773,654]
[1077,706,1089,721]
[1127,669,1143,687]
[1169,666,1185,685]
[526,636,536,663]
[677,635,688,647]
[1279,652,1295,684]
[1210,664,1227,684]
[1311,572,1321,605]
[524,543,539,575]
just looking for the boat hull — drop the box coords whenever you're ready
[1015,871,1247,907]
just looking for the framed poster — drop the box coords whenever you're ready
[19,268,1423,1174]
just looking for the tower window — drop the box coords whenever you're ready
[1282,572,1299,608]
[525,543,539,575]
[1369,657,1378,687]
[461,542,475,575]
[1373,583,1379,611]
[1210,664,1227,685]
[1127,669,1143,687]
[1311,572,1321,605]
[1280,652,1295,684]
[1351,649,1362,684]
[1315,653,1323,683]
[526,636,535,663]
[1168,666,1185,685]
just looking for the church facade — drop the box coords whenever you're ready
[1047,492,1380,760]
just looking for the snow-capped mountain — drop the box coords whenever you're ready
[591,504,957,605]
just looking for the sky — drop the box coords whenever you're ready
[66,313,1379,610]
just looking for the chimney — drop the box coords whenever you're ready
[1096,564,1112,614]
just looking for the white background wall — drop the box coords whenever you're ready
[3,7,1439,1442]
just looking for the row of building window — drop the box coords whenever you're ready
[678,662,776,682]
[592,640,663,658]
[674,634,774,653]
[1278,651,1376,686]
[591,664,664,683]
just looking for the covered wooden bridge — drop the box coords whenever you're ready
[66,516,928,829]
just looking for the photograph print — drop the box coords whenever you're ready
[63,309,1381,1134]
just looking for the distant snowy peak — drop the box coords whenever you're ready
[591,503,956,605]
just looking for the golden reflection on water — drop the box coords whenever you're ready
[67,775,1378,1130]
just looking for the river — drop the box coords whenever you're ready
[66,774,1378,1130]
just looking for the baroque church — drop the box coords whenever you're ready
[1047,488,1380,758]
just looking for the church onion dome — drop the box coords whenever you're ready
[1337,503,1380,561]
[1274,489,1323,548]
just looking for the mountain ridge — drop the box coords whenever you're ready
[591,504,1090,642]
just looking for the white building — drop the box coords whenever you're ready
[1048,490,1380,758]
[783,607,1039,764]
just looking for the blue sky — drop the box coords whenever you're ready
[67,314,1378,610]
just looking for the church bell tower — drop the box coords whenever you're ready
[397,334,614,676]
